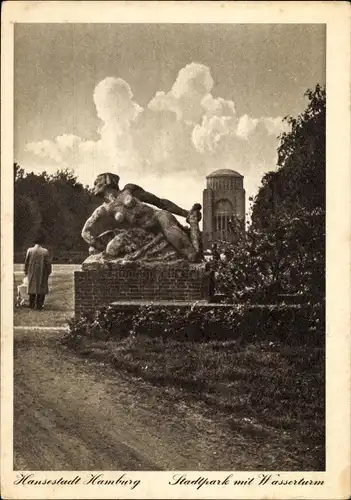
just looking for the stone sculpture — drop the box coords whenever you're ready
[81,173,203,264]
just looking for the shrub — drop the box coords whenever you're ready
[62,301,325,347]
[215,206,325,303]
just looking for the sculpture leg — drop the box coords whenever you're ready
[155,210,198,262]
[105,233,127,257]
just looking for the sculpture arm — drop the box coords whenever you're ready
[81,205,106,246]
[124,184,188,218]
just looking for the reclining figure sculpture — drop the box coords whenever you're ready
[81,173,202,263]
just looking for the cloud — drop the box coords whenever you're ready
[201,94,236,118]
[192,115,234,154]
[24,63,290,201]
[92,77,143,169]
[25,134,107,186]
[93,77,142,124]
[236,115,260,140]
[25,134,85,164]
[148,62,236,126]
[148,91,180,118]
[261,116,290,137]
[172,63,213,98]
[163,63,213,124]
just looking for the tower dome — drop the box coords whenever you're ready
[206,169,243,178]
[206,169,243,190]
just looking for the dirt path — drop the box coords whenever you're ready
[14,328,252,471]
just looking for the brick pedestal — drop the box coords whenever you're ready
[74,261,213,318]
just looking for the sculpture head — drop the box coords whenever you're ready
[93,173,120,197]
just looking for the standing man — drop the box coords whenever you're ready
[24,236,52,310]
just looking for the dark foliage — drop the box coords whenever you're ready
[251,84,326,227]
[216,206,325,301]
[14,164,99,257]
[216,85,325,303]
[63,301,325,347]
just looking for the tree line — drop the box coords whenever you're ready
[14,166,99,262]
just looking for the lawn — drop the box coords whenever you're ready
[69,334,325,470]
[13,270,75,327]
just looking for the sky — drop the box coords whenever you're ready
[14,23,325,213]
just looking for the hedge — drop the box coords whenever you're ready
[63,301,325,347]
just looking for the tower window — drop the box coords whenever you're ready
[214,199,233,240]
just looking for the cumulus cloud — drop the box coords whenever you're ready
[163,63,213,124]
[201,94,236,117]
[26,134,86,164]
[172,63,213,98]
[25,134,107,186]
[93,77,143,169]
[24,63,290,202]
[192,110,282,153]
[149,62,236,126]
[93,77,142,124]
[236,115,260,140]
[192,116,233,154]
[148,91,179,118]
[261,116,290,136]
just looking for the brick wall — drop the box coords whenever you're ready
[74,262,213,317]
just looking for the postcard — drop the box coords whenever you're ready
[1,1,350,499]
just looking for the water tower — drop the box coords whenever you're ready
[202,169,245,248]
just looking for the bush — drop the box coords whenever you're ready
[215,206,325,303]
[63,301,325,348]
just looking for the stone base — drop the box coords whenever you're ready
[74,260,213,318]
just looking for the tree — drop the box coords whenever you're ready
[217,85,326,302]
[14,194,42,251]
[251,84,325,228]
[14,162,25,182]
[14,164,98,259]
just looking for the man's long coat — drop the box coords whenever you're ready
[24,245,52,295]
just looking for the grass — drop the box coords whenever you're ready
[67,335,325,470]
[13,272,74,326]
